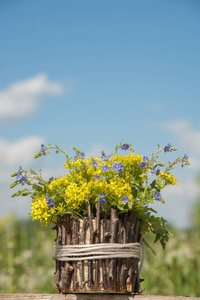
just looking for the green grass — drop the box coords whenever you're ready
[0,214,200,296]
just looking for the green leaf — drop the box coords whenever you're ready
[11,171,18,177]
[10,181,18,189]
[128,201,133,210]
[21,191,31,196]
[34,153,41,159]
[32,183,43,192]
[143,239,156,255]
[11,191,21,197]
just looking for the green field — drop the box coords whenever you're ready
[0,213,200,296]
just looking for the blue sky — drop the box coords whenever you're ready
[0,0,200,228]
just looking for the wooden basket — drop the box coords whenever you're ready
[52,201,143,294]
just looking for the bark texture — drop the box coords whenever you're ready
[53,210,142,294]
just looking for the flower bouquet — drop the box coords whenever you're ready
[10,140,189,294]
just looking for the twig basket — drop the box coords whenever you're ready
[52,201,144,294]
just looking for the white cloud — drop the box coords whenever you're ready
[162,179,199,199]
[86,144,112,159]
[163,120,200,154]
[163,119,200,170]
[0,74,64,122]
[152,179,200,228]
[0,136,46,217]
[0,136,44,167]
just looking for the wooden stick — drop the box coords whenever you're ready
[52,218,63,293]
[133,219,140,293]
[120,212,128,292]
[116,223,121,293]
[102,209,109,289]
[108,209,119,291]
[72,217,79,291]
[126,211,141,293]
[52,223,61,293]
[61,214,74,293]
[80,211,88,289]
[94,200,101,291]
[86,200,96,288]
[126,210,136,292]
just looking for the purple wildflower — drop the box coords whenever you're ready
[164,143,172,152]
[182,154,189,167]
[100,198,107,207]
[156,168,160,175]
[94,174,101,180]
[99,193,107,207]
[48,177,54,182]
[121,196,130,203]
[79,151,85,158]
[143,156,149,162]
[16,166,28,185]
[20,175,28,185]
[112,162,124,172]
[16,166,22,180]
[101,152,106,160]
[138,162,147,169]
[101,164,109,172]
[121,143,129,150]
[91,161,99,168]
[46,193,55,208]
[154,191,161,200]
[99,193,107,198]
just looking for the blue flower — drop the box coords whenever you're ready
[100,198,107,207]
[164,143,172,152]
[99,193,107,198]
[101,152,106,160]
[40,144,47,156]
[91,161,99,168]
[138,162,147,169]
[156,168,160,175]
[16,166,28,185]
[112,162,124,172]
[101,164,109,172]
[121,196,129,203]
[143,156,149,162]
[79,151,85,158]
[16,166,22,180]
[181,154,189,167]
[20,175,28,185]
[46,193,55,208]
[151,164,160,175]
[154,191,161,200]
[94,174,101,180]
[121,143,129,150]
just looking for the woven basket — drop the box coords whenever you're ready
[52,207,143,294]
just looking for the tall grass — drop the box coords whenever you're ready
[0,214,200,296]
[140,228,200,296]
[0,215,56,294]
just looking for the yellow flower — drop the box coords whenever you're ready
[30,195,55,226]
